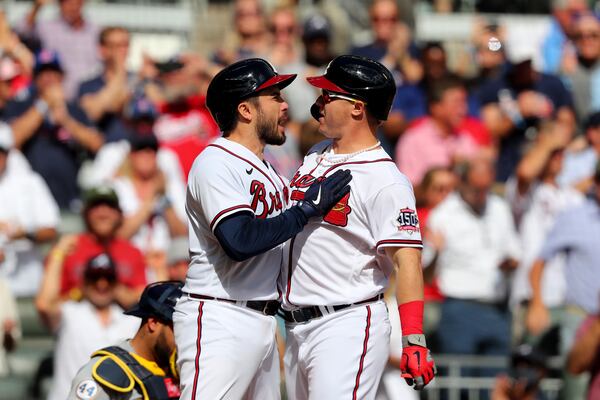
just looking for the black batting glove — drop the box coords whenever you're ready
[297,169,352,219]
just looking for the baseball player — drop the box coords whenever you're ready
[173,58,352,399]
[68,281,183,400]
[280,55,437,399]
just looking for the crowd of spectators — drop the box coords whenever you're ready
[0,0,600,399]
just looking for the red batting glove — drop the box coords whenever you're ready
[400,334,436,390]
[398,301,436,390]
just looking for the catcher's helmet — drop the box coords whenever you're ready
[206,58,297,132]
[124,281,183,322]
[306,55,396,121]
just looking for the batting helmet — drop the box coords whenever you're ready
[306,55,396,121]
[206,58,297,132]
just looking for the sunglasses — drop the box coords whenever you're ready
[322,90,366,105]
[371,16,398,24]
[575,32,600,40]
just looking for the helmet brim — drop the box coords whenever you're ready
[256,73,297,92]
[306,75,350,94]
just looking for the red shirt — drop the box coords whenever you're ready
[59,234,147,297]
[154,95,220,178]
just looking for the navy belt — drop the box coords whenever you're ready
[280,293,384,323]
[187,293,280,316]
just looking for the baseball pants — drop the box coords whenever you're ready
[284,300,390,400]
[173,296,280,400]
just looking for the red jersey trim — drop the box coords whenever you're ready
[191,302,204,400]
[376,239,423,249]
[285,236,297,306]
[207,144,281,190]
[209,204,253,232]
[352,305,372,400]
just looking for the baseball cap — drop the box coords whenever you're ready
[83,253,117,283]
[155,56,185,75]
[124,95,158,121]
[124,281,183,322]
[0,57,19,81]
[83,186,120,210]
[585,111,600,130]
[302,14,331,41]
[0,123,13,152]
[128,132,159,152]
[34,49,64,76]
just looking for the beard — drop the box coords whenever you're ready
[256,106,286,146]
[154,330,174,370]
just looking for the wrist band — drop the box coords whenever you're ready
[398,300,424,335]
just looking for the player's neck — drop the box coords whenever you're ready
[331,128,379,155]
[226,131,265,160]
[130,333,157,363]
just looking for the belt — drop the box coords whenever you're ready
[280,293,384,324]
[186,293,280,316]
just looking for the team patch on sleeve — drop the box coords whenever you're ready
[396,208,420,234]
[76,380,99,399]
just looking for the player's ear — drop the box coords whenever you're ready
[350,101,366,119]
[237,101,253,123]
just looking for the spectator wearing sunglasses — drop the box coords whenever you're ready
[560,12,600,125]
[36,251,139,400]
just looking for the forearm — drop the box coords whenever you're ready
[80,82,127,121]
[391,247,424,305]
[10,106,44,149]
[62,116,104,153]
[516,146,553,186]
[163,207,188,237]
[214,206,309,262]
[114,284,143,309]
[529,259,545,306]
[9,226,57,243]
[117,201,155,240]
[35,248,64,330]
[567,319,600,374]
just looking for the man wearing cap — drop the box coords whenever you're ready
[53,186,147,307]
[174,58,351,399]
[37,251,139,400]
[0,123,60,298]
[280,55,435,398]
[5,49,104,210]
[68,281,183,400]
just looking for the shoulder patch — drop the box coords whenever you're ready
[75,380,98,399]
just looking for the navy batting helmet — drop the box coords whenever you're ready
[206,58,297,132]
[306,55,396,121]
[124,281,183,322]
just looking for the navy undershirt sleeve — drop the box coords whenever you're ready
[214,206,310,262]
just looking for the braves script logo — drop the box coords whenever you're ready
[250,180,285,219]
[397,208,419,234]
[290,171,351,226]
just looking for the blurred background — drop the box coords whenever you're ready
[1,0,600,399]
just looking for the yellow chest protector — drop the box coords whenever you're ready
[91,346,180,400]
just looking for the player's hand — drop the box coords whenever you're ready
[400,334,436,390]
[526,300,550,336]
[297,169,352,218]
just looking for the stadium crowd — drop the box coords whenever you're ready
[0,0,599,399]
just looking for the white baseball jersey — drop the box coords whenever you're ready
[281,141,422,308]
[184,137,290,301]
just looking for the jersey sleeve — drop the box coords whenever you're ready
[366,182,423,252]
[188,159,253,232]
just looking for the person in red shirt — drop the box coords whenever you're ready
[51,186,146,308]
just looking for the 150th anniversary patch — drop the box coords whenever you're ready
[396,208,420,234]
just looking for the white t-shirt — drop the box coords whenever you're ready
[426,192,522,302]
[184,138,290,301]
[281,142,422,308]
[47,301,138,400]
[511,182,583,308]
[112,171,187,253]
[0,161,60,297]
